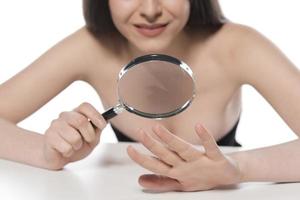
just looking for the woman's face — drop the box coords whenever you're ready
[109,0,190,53]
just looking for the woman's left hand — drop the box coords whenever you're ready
[127,123,242,192]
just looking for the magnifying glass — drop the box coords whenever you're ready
[102,54,196,121]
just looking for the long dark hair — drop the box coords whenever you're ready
[83,0,225,38]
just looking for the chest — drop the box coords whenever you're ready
[89,57,241,144]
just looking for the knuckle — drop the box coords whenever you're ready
[75,116,88,128]
[45,126,59,139]
[72,133,82,144]
[62,145,73,155]
[73,135,83,148]
[79,102,91,110]
[58,111,69,119]
[50,119,60,127]
[50,119,67,131]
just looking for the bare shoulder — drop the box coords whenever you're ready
[210,22,280,83]
[217,22,265,44]
[69,27,112,56]
[68,27,126,81]
[212,22,269,60]
[52,27,111,80]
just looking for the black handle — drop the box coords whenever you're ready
[102,107,118,121]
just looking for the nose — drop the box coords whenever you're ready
[139,0,162,22]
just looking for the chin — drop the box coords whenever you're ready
[132,40,172,54]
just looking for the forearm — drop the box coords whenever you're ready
[229,138,300,183]
[0,118,49,169]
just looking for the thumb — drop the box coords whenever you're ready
[138,174,182,192]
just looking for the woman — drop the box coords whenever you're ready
[0,0,300,192]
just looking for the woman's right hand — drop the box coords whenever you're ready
[43,102,106,170]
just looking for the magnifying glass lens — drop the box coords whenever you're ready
[102,54,196,120]
[118,60,194,116]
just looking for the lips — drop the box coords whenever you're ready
[134,23,168,37]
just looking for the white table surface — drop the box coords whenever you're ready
[1,142,299,200]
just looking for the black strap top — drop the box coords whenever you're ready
[111,120,241,147]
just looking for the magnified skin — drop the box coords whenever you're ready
[118,59,195,116]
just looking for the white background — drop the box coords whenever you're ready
[0,0,299,148]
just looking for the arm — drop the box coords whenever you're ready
[0,118,48,168]
[225,24,300,182]
[230,139,300,182]
[0,28,89,123]
[0,27,106,169]
[0,103,106,170]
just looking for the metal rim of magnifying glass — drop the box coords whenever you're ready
[116,54,196,119]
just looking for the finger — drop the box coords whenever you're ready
[60,112,96,143]
[139,129,184,166]
[152,125,202,162]
[127,145,171,176]
[83,119,97,141]
[47,132,74,158]
[75,102,106,130]
[195,123,223,160]
[73,115,96,143]
[90,127,101,146]
[57,122,83,150]
[139,174,182,192]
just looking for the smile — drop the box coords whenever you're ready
[134,23,168,37]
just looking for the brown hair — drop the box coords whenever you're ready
[83,0,225,37]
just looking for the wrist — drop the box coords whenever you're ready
[227,151,247,183]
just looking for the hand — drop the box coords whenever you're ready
[43,102,106,170]
[127,123,241,192]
